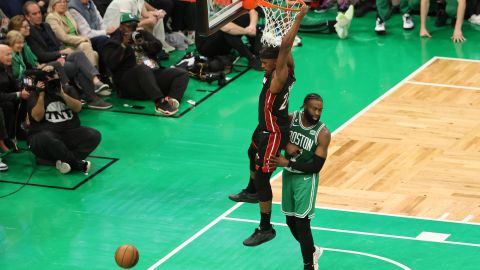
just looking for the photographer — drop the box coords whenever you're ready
[102,13,189,116]
[27,69,101,174]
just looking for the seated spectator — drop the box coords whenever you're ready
[0,44,31,150]
[420,0,467,42]
[8,15,71,87]
[6,30,55,82]
[46,0,99,66]
[23,1,112,109]
[195,9,262,71]
[103,0,174,52]
[68,0,115,53]
[0,9,9,42]
[26,69,100,174]
[102,13,189,116]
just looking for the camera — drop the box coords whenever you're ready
[23,69,61,94]
[131,31,144,44]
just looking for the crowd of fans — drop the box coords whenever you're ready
[0,0,478,172]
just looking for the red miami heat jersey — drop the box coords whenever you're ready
[258,69,296,133]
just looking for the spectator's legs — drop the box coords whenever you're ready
[64,61,97,101]
[118,65,165,101]
[48,61,70,85]
[0,101,17,139]
[153,67,189,101]
[28,130,80,167]
[149,0,175,31]
[66,51,100,78]
[61,126,101,160]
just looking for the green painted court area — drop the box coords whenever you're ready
[157,203,480,270]
[1,12,480,270]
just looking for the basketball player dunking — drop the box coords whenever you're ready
[235,4,309,247]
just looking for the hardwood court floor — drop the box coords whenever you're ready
[273,58,480,223]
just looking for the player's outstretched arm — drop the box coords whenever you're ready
[270,5,308,94]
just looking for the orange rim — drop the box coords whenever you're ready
[256,0,306,12]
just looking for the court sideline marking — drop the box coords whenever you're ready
[222,217,480,248]
[148,56,470,269]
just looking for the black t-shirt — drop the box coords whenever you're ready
[27,91,80,135]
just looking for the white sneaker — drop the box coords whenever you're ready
[469,14,480,25]
[56,160,71,174]
[334,5,354,39]
[0,158,8,172]
[375,17,386,35]
[402,13,414,30]
[313,245,324,270]
[82,160,91,174]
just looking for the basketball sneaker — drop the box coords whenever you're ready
[155,99,178,116]
[375,16,386,35]
[0,158,8,172]
[56,160,71,174]
[402,13,414,30]
[334,5,354,39]
[81,160,92,174]
[243,227,276,246]
[165,96,180,110]
[228,189,259,203]
[313,245,324,270]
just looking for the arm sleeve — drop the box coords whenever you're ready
[289,155,326,174]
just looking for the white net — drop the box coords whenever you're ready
[259,0,304,47]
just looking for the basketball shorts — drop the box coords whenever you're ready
[281,170,319,219]
[252,126,288,173]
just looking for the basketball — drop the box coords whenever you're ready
[115,244,139,269]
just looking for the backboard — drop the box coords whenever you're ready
[196,0,248,36]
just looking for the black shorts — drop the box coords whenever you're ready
[251,126,289,173]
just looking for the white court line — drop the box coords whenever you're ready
[463,215,475,223]
[406,80,480,91]
[435,56,480,63]
[323,248,411,270]
[222,217,480,248]
[271,202,480,226]
[148,172,283,269]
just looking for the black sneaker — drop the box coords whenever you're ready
[243,227,276,246]
[87,96,112,110]
[228,189,259,203]
[155,99,178,116]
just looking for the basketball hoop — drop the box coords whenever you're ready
[243,0,306,47]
